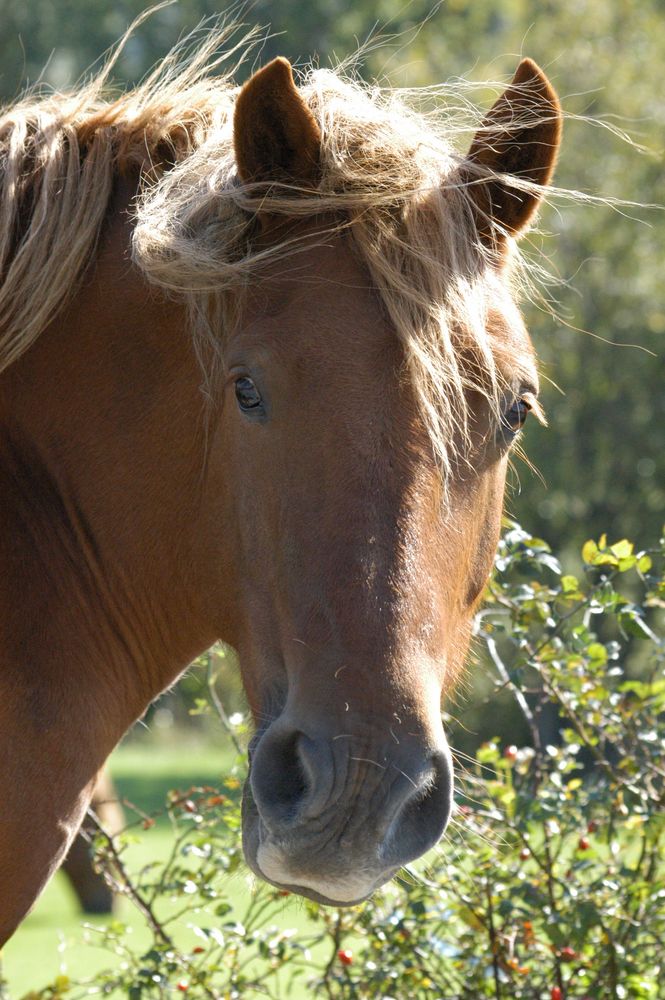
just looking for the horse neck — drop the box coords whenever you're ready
[0,174,219,737]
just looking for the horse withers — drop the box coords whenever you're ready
[0,35,561,943]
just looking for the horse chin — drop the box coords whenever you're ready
[241,784,393,907]
[255,840,391,906]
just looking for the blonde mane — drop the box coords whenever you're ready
[0,20,550,481]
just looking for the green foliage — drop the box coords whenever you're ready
[2,524,662,999]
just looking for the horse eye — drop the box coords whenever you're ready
[504,397,531,432]
[235,376,263,412]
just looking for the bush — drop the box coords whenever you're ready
[4,525,664,1000]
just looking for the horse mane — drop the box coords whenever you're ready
[0,19,253,374]
[0,17,555,481]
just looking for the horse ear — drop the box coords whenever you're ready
[465,58,562,240]
[234,57,321,186]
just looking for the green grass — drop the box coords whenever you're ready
[0,733,326,999]
[2,828,173,995]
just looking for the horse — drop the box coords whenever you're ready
[0,26,562,944]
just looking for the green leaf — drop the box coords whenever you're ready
[611,539,634,560]
[587,642,608,665]
[476,742,500,764]
[619,609,654,639]
[582,539,598,564]
[637,554,653,573]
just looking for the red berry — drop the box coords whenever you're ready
[337,949,353,966]
[520,847,531,861]
[206,795,227,807]
[551,988,563,1000]
[504,745,518,761]
[177,983,189,993]
[587,819,599,834]
[578,836,590,851]
[192,946,205,954]
[560,946,577,961]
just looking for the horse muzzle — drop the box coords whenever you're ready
[241,716,453,905]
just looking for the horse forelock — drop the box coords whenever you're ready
[133,64,535,484]
[0,18,248,379]
[0,21,547,483]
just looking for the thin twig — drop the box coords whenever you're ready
[485,635,542,751]
[84,808,174,947]
[207,655,245,756]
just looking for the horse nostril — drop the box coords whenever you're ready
[248,723,452,874]
[381,751,453,866]
[249,726,333,829]
[251,730,307,824]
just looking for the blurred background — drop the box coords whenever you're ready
[0,1,662,992]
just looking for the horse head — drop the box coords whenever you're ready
[194,56,562,903]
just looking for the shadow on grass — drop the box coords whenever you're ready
[109,737,240,820]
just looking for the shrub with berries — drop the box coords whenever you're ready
[6,525,664,999]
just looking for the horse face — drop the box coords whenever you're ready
[205,56,559,904]
[206,222,536,903]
